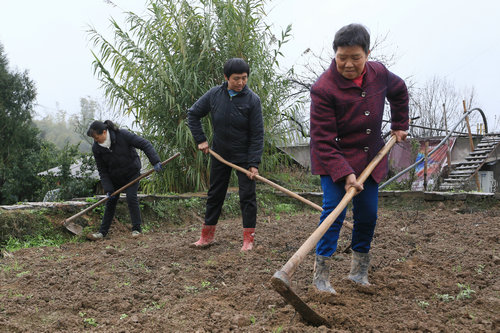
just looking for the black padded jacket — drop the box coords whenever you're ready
[187,82,264,168]
[91,129,160,192]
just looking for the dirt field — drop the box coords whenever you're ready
[1,196,499,332]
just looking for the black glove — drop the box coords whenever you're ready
[154,162,163,173]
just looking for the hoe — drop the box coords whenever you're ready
[63,152,181,235]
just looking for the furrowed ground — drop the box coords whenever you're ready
[1,192,499,332]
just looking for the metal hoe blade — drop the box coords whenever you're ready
[63,220,83,235]
[271,271,330,327]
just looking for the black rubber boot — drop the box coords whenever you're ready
[313,255,336,294]
[348,250,371,285]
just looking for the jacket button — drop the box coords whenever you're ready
[361,91,366,97]
[363,146,369,152]
[366,129,372,134]
[364,111,370,116]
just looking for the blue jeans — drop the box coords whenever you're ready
[316,175,379,256]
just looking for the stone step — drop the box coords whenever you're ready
[449,170,476,175]
[470,150,490,154]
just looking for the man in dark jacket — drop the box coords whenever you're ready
[86,120,162,240]
[310,24,409,293]
[188,58,264,251]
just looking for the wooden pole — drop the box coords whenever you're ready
[424,141,429,191]
[442,104,452,169]
[462,100,480,191]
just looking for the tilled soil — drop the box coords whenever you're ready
[1,199,499,332]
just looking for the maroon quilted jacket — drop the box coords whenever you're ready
[310,60,409,183]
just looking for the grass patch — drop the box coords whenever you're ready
[4,233,80,252]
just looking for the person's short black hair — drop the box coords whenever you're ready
[223,58,250,78]
[333,23,370,55]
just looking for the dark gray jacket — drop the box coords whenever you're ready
[187,82,264,168]
[92,129,160,192]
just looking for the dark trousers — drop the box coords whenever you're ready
[204,157,257,228]
[316,175,379,256]
[100,173,141,236]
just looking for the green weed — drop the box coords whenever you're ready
[205,257,217,267]
[15,271,30,278]
[184,285,198,293]
[79,311,98,327]
[83,317,97,327]
[274,203,296,214]
[4,233,79,252]
[417,300,429,309]
[456,283,475,300]
[2,260,23,273]
[273,326,284,333]
[141,301,165,313]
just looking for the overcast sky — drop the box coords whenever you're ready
[1,0,499,131]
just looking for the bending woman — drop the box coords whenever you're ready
[86,120,162,240]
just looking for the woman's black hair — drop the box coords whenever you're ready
[333,23,370,55]
[86,120,119,137]
[223,58,250,78]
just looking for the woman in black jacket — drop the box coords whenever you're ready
[86,120,162,240]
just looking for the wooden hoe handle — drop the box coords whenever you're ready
[64,152,181,225]
[278,136,397,278]
[208,149,323,211]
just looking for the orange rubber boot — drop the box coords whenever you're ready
[241,228,255,251]
[190,224,216,248]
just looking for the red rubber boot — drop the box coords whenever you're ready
[190,224,216,248]
[241,228,255,251]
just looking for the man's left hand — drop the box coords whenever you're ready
[391,130,408,142]
[248,167,259,180]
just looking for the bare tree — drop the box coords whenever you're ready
[409,76,479,137]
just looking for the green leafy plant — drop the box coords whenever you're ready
[141,301,165,313]
[4,233,78,252]
[89,0,296,193]
[83,317,97,327]
[184,285,199,293]
[456,283,475,300]
[79,312,98,327]
[274,203,296,214]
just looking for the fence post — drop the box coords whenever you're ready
[462,100,480,191]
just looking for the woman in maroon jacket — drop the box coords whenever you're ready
[309,24,409,293]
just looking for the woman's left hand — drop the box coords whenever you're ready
[154,162,163,173]
[391,130,408,142]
